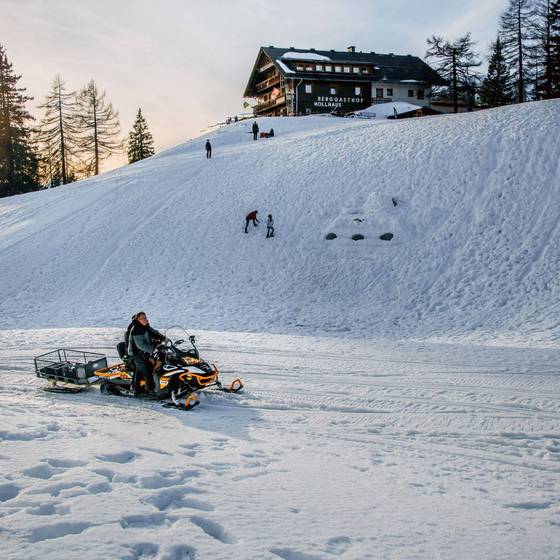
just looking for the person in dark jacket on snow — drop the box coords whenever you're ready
[205,140,212,159]
[252,121,259,140]
[126,312,166,395]
[245,210,260,233]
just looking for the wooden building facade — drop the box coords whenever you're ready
[243,46,446,116]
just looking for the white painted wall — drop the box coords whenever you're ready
[371,82,431,106]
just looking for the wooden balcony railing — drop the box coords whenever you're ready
[256,74,281,92]
[255,96,286,112]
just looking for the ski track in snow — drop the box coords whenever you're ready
[1,328,560,559]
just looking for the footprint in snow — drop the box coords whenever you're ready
[122,542,159,560]
[46,458,88,468]
[96,451,139,464]
[23,464,59,480]
[160,544,197,560]
[142,485,208,511]
[325,536,352,555]
[0,483,20,502]
[270,547,323,560]
[190,516,237,544]
[28,521,91,543]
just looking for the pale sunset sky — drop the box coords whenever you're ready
[1,0,505,171]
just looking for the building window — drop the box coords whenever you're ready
[316,64,323,71]
[330,86,337,95]
[353,67,360,74]
[408,90,414,97]
[343,66,351,73]
[296,65,304,71]
[325,65,332,72]
[387,88,393,97]
[335,66,342,73]
[305,84,312,94]
[376,88,384,98]
[417,89,425,100]
[306,65,313,71]
[355,86,362,95]
[362,67,369,74]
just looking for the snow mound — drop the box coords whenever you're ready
[356,101,424,118]
[0,101,559,344]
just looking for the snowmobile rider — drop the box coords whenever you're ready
[127,312,167,395]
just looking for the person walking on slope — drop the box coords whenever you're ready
[126,312,167,395]
[245,210,260,233]
[252,121,259,141]
[266,214,275,238]
[205,140,212,159]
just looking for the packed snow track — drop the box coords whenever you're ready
[1,329,559,559]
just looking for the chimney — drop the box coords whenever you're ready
[347,46,356,53]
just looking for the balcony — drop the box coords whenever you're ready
[255,96,286,112]
[255,74,281,92]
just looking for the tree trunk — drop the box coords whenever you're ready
[517,2,524,103]
[57,83,67,184]
[452,49,458,113]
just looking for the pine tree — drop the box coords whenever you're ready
[532,0,554,98]
[534,0,560,97]
[76,80,122,176]
[37,75,80,185]
[425,33,481,113]
[550,0,560,96]
[0,43,39,197]
[480,37,515,106]
[499,0,536,103]
[127,108,155,164]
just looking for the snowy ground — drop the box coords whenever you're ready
[1,328,560,559]
[1,101,559,344]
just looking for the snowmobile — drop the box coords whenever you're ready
[34,330,243,410]
[94,332,243,410]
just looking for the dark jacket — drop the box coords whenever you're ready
[205,140,211,151]
[252,122,259,133]
[126,321,165,357]
[246,210,258,221]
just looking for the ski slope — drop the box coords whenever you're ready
[1,328,560,560]
[1,102,560,559]
[0,101,559,344]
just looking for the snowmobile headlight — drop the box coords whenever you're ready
[183,357,200,366]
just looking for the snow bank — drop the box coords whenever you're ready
[0,101,559,345]
[356,101,424,118]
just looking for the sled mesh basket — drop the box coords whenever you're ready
[34,349,107,385]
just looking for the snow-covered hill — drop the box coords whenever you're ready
[1,101,559,344]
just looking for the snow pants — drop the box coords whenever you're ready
[132,355,156,394]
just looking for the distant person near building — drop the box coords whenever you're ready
[245,210,260,233]
[205,140,212,159]
[252,121,259,140]
[266,214,275,238]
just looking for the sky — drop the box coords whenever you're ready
[1,0,506,172]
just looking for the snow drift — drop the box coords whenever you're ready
[0,100,559,344]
